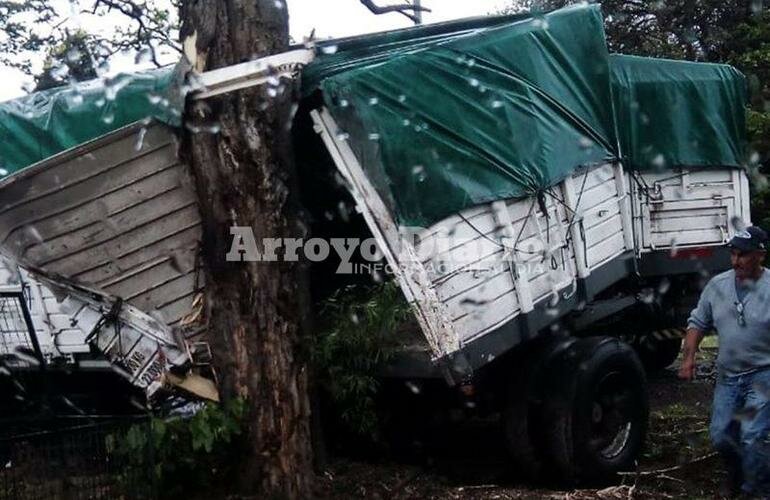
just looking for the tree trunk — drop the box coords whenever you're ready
[179,1,313,497]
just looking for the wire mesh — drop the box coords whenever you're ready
[0,294,34,357]
[0,418,156,500]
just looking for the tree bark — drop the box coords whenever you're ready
[179,1,313,497]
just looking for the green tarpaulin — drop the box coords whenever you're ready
[610,54,747,171]
[307,5,747,226]
[0,65,183,177]
[0,4,748,229]
[315,5,618,227]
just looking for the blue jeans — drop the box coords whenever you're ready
[710,367,770,496]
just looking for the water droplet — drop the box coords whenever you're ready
[579,136,593,149]
[368,133,380,140]
[638,287,656,304]
[337,200,350,222]
[134,127,147,151]
[368,97,379,105]
[669,236,680,257]
[657,278,671,295]
[468,78,479,87]
[147,93,162,105]
[103,112,115,124]
[134,47,153,64]
[651,154,666,168]
[274,0,285,9]
[406,381,421,394]
[336,131,350,141]
[50,64,69,80]
[491,100,504,108]
[339,98,349,108]
[350,312,359,324]
[321,45,338,55]
[466,58,476,67]
[66,48,81,63]
[0,168,7,176]
[412,165,426,182]
[398,94,407,103]
[750,151,761,165]
[26,225,43,244]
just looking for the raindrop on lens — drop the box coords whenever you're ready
[321,45,338,55]
[406,381,421,394]
[412,165,426,182]
[134,127,147,151]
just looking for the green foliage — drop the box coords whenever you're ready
[503,0,753,61]
[312,282,412,438]
[34,31,98,91]
[1,1,181,80]
[107,399,247,499]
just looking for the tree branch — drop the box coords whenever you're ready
[359,0,431,23]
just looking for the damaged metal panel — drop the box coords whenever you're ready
[0,121,204,327]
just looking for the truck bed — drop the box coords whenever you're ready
[313,108,748,381]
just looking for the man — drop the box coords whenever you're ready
[680,225,770,497]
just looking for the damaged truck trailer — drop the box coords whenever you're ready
[0,3,750,483]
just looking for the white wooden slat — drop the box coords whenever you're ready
[652,213,724,233]
[580,180,618,213]
[584,214,624,251]
[588,231,626,269]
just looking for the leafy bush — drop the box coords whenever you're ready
[312,282,412,438]
[107,399,246,499]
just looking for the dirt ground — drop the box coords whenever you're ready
[317,339,725,499]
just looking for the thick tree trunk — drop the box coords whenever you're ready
[179,1,313,497]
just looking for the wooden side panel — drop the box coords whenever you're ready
[0,122,204,327]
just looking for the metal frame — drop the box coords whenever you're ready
[0,289,45,367]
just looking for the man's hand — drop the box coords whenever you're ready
[678,328,705,381]
[678,357,696,380]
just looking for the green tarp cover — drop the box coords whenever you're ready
[0,66,182,177]
[316,5,619,227]
[610,54,747,171]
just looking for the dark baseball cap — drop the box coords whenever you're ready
[728,226,768,252]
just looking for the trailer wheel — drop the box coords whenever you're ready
[543,337,648,482]
[635,336,682,373]
[503,357,546,480]
[503,336,576,481]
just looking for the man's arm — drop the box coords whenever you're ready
[678,327,705,380]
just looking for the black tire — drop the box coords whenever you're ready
[542,337,648,483]
[503,336,576,481]
[635,336,682,373]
